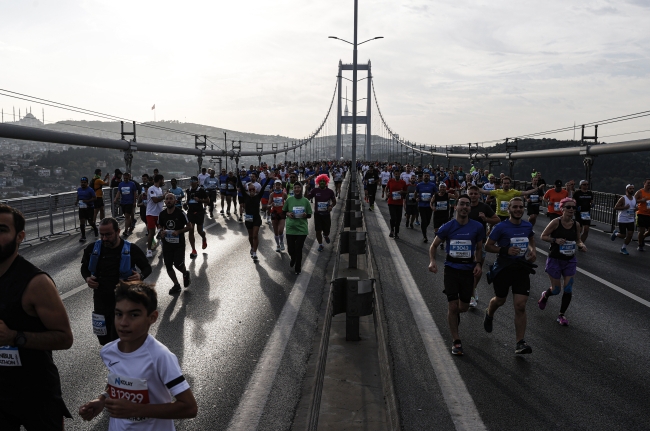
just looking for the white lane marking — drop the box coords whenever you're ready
[372,205,487,431]
[60,284,88,300]
[227,239,320,431]
[535,248,650,308]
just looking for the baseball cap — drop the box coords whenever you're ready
[80,177,88,182]
[626,184,634,189]
[579,180,588,186]
[274,180,282,184]
[555,180,563,187]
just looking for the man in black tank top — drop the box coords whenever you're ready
[538,198,587,326]
[0,204,73,430]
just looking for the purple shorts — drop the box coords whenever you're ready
[545,256,577,280]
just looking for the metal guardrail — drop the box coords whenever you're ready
[3,178,192,244]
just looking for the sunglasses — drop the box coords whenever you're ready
[510,205,524,209]
[563,205,576,210]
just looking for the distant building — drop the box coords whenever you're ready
[53,167,64,176]
[97,160,107,168]
[0,178,6,187]
[37,168,50,177]
[10,177,24,186]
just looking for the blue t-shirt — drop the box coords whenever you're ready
[489,219,535,260]
[218,174,229,190]
[436,219,485,270]
[77,187,96,209]
[204,176,219,190]
[117,181,138,205]
[169,186,184,207]
[237,176,250,197]
[415,181,438,207]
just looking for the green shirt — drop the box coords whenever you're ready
[283,196,313,235]
[489,189,522,216]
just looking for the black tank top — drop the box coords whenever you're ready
[549,219,578,260]
[0,255,70,412]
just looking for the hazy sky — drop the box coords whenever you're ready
[1,0,649,147]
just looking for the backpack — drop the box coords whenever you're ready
[88,240,134,280]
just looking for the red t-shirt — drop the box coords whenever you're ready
[544,188,568,214]
[387,179,407,205]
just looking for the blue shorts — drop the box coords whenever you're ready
[545,256,577,279]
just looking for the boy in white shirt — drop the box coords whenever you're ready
[79,282,197,430]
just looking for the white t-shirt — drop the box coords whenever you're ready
[400,172,414,182]
[197,173,210,185]
[101,335,191,431]
[380,171,391,185]
[146,186,164,216]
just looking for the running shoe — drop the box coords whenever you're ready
[276,245,281,252]
[169,284,182,295]
[190,250,197,259]
[414,221,421,226]
[389,230,394,238]
[252,254,259,262]
[146,249,153,258]
[469,297,477,308]
[394,234,399,240]
[318,244,324,252]
[538,291,548,310]
[557,314,569,326]
[183,271,191,287]
[280,243,285,251]
[238,217,243,223]
[423,237,428,243]
[295,270,302,275]
[515,340,532,354]
[621,247,629,255]
[290,259,295,267]
[94,227,99,237]
[220,210,224,214]
[451,340,463,356]
[483,308,493,333]
[227,210,231,215]
[325,236,330,244]
[610,230,619,241]
[79,237,87,243]
[638,245,645,252]
[202,238,208,249]
[122,230,128,236]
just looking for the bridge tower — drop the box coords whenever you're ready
[336,60,372,160]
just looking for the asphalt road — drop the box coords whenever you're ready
[18,183,343,431]
[367,195,650,431]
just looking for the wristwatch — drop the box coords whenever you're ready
[14,331,27,347]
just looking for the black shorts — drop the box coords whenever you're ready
[637,214,650,229]
[94,197,105,208]
[163,245,185,269]
[575,215,591,227]
[335,180,343,185]
[271,212,286,221]
[238,196,246,205]
[527,204,539,215]
[0,397,71,431]
[314,213,332,234]
[187,209,205,225]
[78,207,93,220]
[405,205,418,216]
[443,266,474,303]
[618,222,635,235]
[120,203,134,215]
[433,212,449,229]
[381,184,387,190]
[493,265,531,298]
[245,215,263,229]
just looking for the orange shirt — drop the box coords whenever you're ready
[544,188,568,214]
[638,189,650,216]
[92,178,108,198]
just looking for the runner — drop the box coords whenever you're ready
[270,180,287,252]
[573,180,594,243]
[157,193,192,295]
[283,182,313,274]
[91,168,110,225]
[431,183,457,246]
[525,176,542,227]
[145,174,165,258]
[114,172,138,236]
[197,167,209,186]
[482,174,497,211]
[415,172,437,243]
[332,164,344,198]
[428,195,485,356]
[76,176,98,243]
[308,174,336,252]
[479,176,538,222]
[260,169,273,225]
[237,173,274,262]
[386,169,407,239]
[484,197,537,355]
[224,170,238,215]
[168,177,185,209]
[138,174,150,228]
[79,282,198,427]
[184,176,209,259]
[285,173,300,198]
[363,165,380,210]
[237,170,251,222]
[538,198,587,325]
[611,184,637,255]
[467,185,500,308]
[405,176,419,229]
[218,168,229,214]
[634,178,650,251]
[81,217,152,345]
[380,166,391,199]
[543,180,568,220]
[203,169,219,218]
[0,204,74,430]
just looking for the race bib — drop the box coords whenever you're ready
[0,346,21,367]
[510,237,529,257]
[293,206,305,218]
[92,312,107,336]
[244,214,254,222]
[79,201,87,208]
[107,373,150,422]
[580,212,591,220]
[188,199,197,204]
[449,240,472,259]
[165,232,179,243]
[121,187,131,195]
[368,179,374,184]
[626,209,635,216]
[220,184,226,189]
[560,241,576,256]
[317,202,329,212]
[227,184,235,190]
[554,202,561,211]
[500,201,509,212]
[436,201,448,211]
[421,192,432,202]
[529,195,539,203]
[273,197,283,207]
[289,191,295,197]
[142,199,148,205]
[392,191,401,200]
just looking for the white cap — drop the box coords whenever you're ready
[626,184,634,189]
